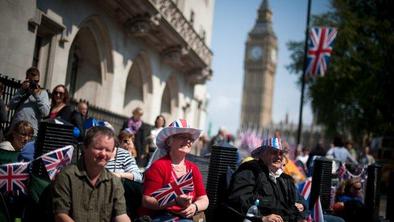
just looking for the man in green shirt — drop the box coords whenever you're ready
[52,126,131,222]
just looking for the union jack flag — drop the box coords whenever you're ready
[299,177,312,200]
[337,163,347,180]
[38,146,74,180]
[306,27,337,77]
[0,162,30,194]
[311,196,324,222]
[151,170,194,206]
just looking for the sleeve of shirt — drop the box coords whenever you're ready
[227,168,258,215]
[112,177,127,217]
[326,148,334,157]
[143,162,165,195]
[191,164,206,197]
[122,151,143,183]
[52,171,72,215]
[34,90,50,117]
[8,89,26,109]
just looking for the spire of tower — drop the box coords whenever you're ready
[257,0,272,23]
[250,0,275,36]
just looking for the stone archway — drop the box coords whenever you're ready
[160,73,179,122]
[65,16,113,105]
[123,52,153,113]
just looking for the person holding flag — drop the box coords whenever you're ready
[52,126,131,222]
[142,119,209,221]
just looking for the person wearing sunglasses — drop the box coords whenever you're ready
[48,84,73,123]
[334,178,365,222]
[8,67,50,136]
[142,119,209,221]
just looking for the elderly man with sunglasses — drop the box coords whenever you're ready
[8,67,50,136]
[227,137,308,222]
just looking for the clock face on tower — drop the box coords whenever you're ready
[249,46,263,60]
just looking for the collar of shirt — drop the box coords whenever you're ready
[75,158,111,186]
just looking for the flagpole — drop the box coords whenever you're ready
[296,0,312,147]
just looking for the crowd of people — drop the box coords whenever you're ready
[0,67,381,222]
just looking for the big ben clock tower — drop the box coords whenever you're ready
[240,0,277,131]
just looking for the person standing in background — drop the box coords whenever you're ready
[121,107,151,166]
[71,100,89,141]
[8,67,50,137]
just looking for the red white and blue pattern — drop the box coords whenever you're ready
[312,196,324,222]
[299,177,312,200]
[169,119,189,128]
[252,137,283,156]
[151,170,194,206]
[0,162,30,193]
[261,137,283,150]
[156,119,201,150]
[39,145,74,180]
[306,27,337,77]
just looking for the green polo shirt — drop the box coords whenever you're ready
[52,159,126,222]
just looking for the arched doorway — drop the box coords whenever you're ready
[123,53,153,113]
[65,16,113,106]
[160,74,179,122]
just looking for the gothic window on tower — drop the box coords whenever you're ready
[270,48,277,63]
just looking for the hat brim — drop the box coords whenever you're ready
[251,145,282,158]
[156,127,202,150]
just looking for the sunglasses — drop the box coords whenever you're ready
[54,91,64,96]
[173,134,193,141]
[122,139,132,144]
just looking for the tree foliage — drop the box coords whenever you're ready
[287,0,394,142]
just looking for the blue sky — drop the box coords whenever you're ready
[206,0,331,135]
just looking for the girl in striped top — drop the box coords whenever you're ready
[105,146,143,183]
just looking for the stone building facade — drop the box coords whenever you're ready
[0,0,215,128]
[240,0,277,131]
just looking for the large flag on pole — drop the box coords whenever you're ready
[306,27,337,77]
[0,162,30,194]
[38,145,74,180]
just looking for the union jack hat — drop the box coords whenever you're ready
[251,137,283,157]
[156,119,202,150]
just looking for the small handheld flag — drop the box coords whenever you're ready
[0,162,30,194]
[151,170,194,206]
[312,196,324,222]
[38,145,74,180]
[306,27,337,77]
[299,177,312,200]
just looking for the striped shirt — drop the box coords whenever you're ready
[105,147,143,183]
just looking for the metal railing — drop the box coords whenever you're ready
[0,74,21,132]
[0,73,128,134]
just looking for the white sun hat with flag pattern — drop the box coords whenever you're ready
[156,119,202,150]
[251,137,283,157]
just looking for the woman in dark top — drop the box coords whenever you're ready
[49,84,73,122]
